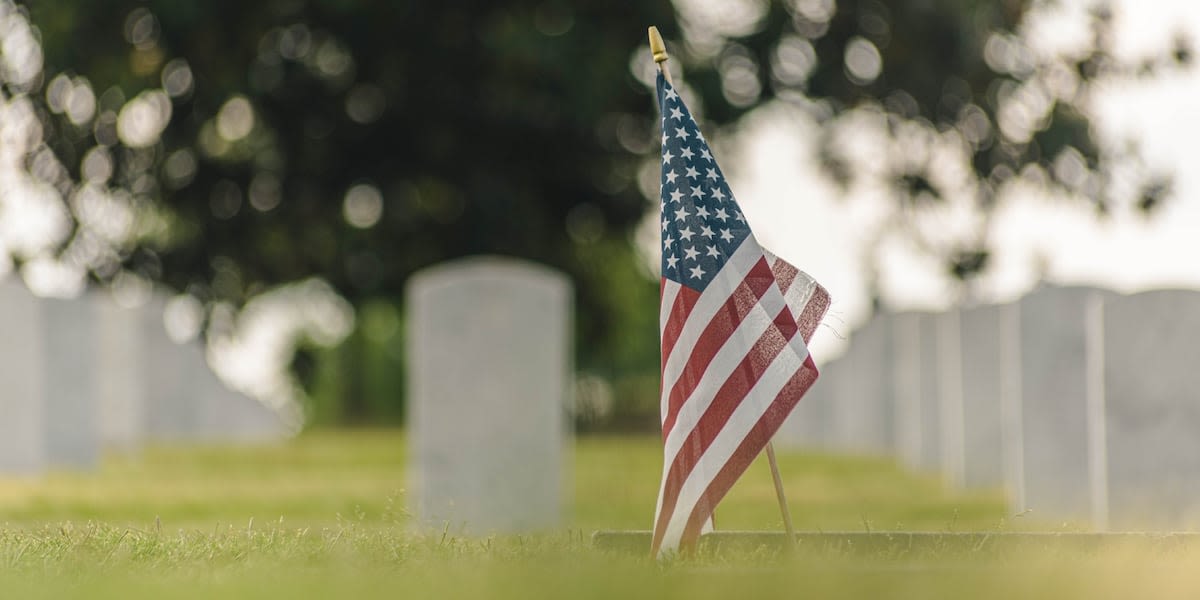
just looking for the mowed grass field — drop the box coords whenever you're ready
[0,430,1195,599]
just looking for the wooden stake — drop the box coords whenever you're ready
[648,25,798,548]
[766,442,798,549]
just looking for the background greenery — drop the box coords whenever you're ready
[14,1,1186,428]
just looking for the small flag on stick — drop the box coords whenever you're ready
[650,48,830,557]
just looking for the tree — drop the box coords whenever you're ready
[658,0,1186,298]
[11,0,1187,425]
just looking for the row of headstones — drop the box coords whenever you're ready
[778,285,1200,530]
[0,280,288,476]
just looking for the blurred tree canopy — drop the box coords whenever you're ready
[12,0,1187,425]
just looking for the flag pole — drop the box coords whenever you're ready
[648,25,799,550]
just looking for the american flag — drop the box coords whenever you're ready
[651,72,830,557]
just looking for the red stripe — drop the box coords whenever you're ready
[675,356,820,551]
[661,258,775,438]
[651,306,798,554]
[797,284,831,344]
[660,282,701,373]
[769,257,799,295]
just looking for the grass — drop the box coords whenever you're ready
[0,430,1194,599]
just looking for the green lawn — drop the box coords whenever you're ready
[0,430,1194,599]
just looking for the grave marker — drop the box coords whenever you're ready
[0,280,43,474]
[407,256,571,534]
[1103,290,1200,529]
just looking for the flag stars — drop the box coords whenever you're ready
[719,228,734,243]
[700,225,714,239]
[665,254,679,270]
[688,265,706,280]
[706,168,718,180]
[670,107,684,121]
[690,187,705,200]
[734,211,746,223]
[678,226,695,242]
[674,127,690,140]
[704,245,720,258]
[680,147,695,160]
[663,235,675,249]
[685,166,700,180]
[674,206,690,221]
[714,207,730,222]
[695,206,710,219]
[665,170,679,184]
[666,87,678,101]
[661,219,669,232]
[684,246,700,261]
[711,188,726,202]
[669,189,684,203]
[662,150,674,164]
[700,148,713,162]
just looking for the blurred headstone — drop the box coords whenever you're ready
[891,312,925,470]
[42,296,99,469]
[142,295,195,440]
[934,310,965,486]
[893,313,942,473]
[826,315,894,455]
[407,256,571,534]
[0,281,43,474]
[188,341,289,443]
[1016,286,1103,524]
[958,304,1009,490]
[94,294,145,451]
[1103,290,1200,529]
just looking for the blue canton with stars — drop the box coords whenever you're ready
[657,73,749,290]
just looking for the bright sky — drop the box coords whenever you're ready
[719,0,1200,362]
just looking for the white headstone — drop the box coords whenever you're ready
[893,313,942,473]
[142,295,196,440]
[0,281,43,474]
[958,304,1008,490]
[42,296,100,469]
[1103,290,1200,529]
[826,315,894,455]
[94,293,146,451]
[1015,286,1104,523]
[407,256,571,534]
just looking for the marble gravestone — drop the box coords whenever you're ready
[94,294,146,451]
[42,296,100,469]
[1015,286,1104,524]
[891,312,925,470]
[0,281,43,474]
[407,257,571,534]
[1102,290,1200,529]
[957,304,1009,490]
[825,315,894,456]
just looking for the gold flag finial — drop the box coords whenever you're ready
[648,26,669,64]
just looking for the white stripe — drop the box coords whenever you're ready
[656,334,809,555]
[660,282,791,460]
[660,280,681,340]
[763,250,818,328]
[660,240,765,398]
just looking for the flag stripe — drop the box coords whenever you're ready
[660,240,764,393]
[676,357,821,545]
[652,332,814,554]
[661,284,792,467]
[659,281,699,373]
[660,257,777,435]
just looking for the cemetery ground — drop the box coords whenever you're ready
[0,431,1197,599]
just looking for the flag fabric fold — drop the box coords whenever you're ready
[651,72,830,557]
